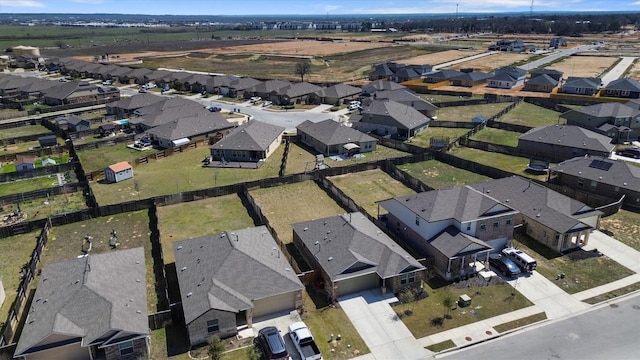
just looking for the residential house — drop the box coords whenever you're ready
[470,176,601,252]
[448,70,493,87]
[550,37,567,48]
[603,78,640,99]
[369,62,432,82]
[143,70,173,89]
[489,39,525,52]
[106,93,166,117]
[530,69,564,82]
[65,115,91,132]
[183,74,212,94]
[206,75,238,95]
[38,135,58,147]
[379,186,518,281]
[221,77,261,98]
[389,67,421,83]
[367,89,438,118]
[278,82,322,105]
[310,83,361,105]
[15,156,36,172]
[297,119,377,156]
[361,80,406,96]
[13,248,149,360]
[517,124,614,162]
[293,212,426,302]
[145,112,232,148]
[41,158,57,166]
[351,99,430,139]
[173,226,304,346]
[210,120,285,163]
[127,68,153,85]
[108,66,135,84]
[559,102,640,143]
[368,63,395,81]
[423,69,462,84]
[105,161,133,183]
[561,76,601,96]
[523,74,559,93]
[487,67,527,89]
[244,79,292,101]
[41,81,120,106]
[129,97,206,129]
[550,156,640,209]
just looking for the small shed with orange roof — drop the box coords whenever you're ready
[105,161,133,183]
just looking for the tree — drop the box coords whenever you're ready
[399,287,417,316]
[248,344,261,360]
[295,61,311,82]
[442,292,455,320]
[207,335,225,360]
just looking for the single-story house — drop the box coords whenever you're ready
[517,124,614,162]
[41,81,120,106]
[15,156,36,172]
[297,119,377,156]
[368,63,395,81]
[13,248,149,360]
[361,79,406,96]
[559,102,640,143]
[603,78,640,99]
[470,176,601,253]
[550,156,640,209]
[389,67,421,83]
[173,226,304,346]
[66,115,91,132]
[38,134,58,147]
[244,79,292,101]
[487,67,527,89]
[423,69,462,84]
[523,74,559,93]
[379,186,518,281]
[145,112,232,149]
[368,89,438,118]
[210,120,285,163]
[352,99,430,140]
[310,84,361,105]
[292,212,426,302]
[561,76,601,96]
[448,70,493,87]
[277,82,323,105]
[529,68,564,82]
[221,77,262,98]
[105,161,133,183]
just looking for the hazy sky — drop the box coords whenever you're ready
[0,0,638,15]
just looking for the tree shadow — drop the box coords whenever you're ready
[430,317,444,327]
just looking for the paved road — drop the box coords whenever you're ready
[432,51,498,70]
[440,294,640,360]
[517,44,600,71]
[601,56,638,86]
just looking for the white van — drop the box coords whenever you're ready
[502,247,537,272]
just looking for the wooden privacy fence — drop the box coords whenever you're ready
[0,161,76,183]
[0,182,83,205]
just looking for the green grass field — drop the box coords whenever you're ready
[436,102,514,122]
[324,146,409,167]
[2,191,87,221]
[76,144,156,172]
[449,147,548,181]
[1,154,70,173]
[498,102,563,128]
[0,176,61,196]
[397,159,491,189]
[250,181,345,243]
[409,127,471,149]
[493,313,547,333]
[157,195,255,264]
[0,231,40,324]
[329,169,415,216]
[469,127,521,147]
[0,125,51,139]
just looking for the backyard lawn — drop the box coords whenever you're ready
[0,139,61,155]
[469,127,521,147]
[435,102,514,122]
[397,159,491,189]
[0,124,51,138]
[497,102,562,128]
[0,154,70,173]
[157,195,255,264]
[1,191,87,221]
[598,209,640,251]
[0,231,39,324]
[250,181,345,243]
[76,144,157,172]
[329,169,415,216]
[449,147,548,181]
[42,210,162,311]
[0,176,62,196]
[324,145,409,167]
[512,233,635,294]
[409,127,470,149]
[396,278,533,338]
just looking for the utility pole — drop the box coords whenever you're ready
[456,4,459,19]
[530,0,534,17]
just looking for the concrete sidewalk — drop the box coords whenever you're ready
[600,57,637,86]
[432,51,497,70]
[583,230,640,273]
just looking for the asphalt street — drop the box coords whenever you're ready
[440,294,640,360]
[517,44,601,71]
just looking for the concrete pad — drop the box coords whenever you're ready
[369,342,404,360]
[394,337,432,360]
[585,230,640,272]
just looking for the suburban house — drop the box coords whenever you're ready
[559,102,640,143]
[487,67,527,89]
[296,119,377,156]
[105,161,133,183]
[378,186,518,281]
[603,78,640,99]
[244,79,292,101]
[173,226,304,346]
[292,212,426,302]
[489,39,525,52]
[310,83,361,105]
[351,99,431,139]
[389,67,421,83]
[15,156,36,172]
[145,113,232,149]
[38,135,58,147]
[368,62,432,82]
[517,124,614,162]
[448,70,493,88]
[523,69,562,93]
[367,89,438,118]
[277,82,322,105]
[13,248,149,360]
[530,68,564,82]
[561,76,601,96]
[550,156,640,209]
[109,66,135,84]
[65,115,91,132]
[41,81,120,106]
[221,77,261,98]
[106,93,166,117]
[361,79,406,96]
[550,37,567,48]
[423,69,462,84]
[206,75,238,95]
[469,176,601,253]
[368,63,395,81]
[210,120,285,163]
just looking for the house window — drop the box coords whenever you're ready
[479,220,486,230]
[614,186,620,193]
[466,223,471,231]
[577,178,584,187]
[400,272,416,285]
[493,218,499,228]
[118,341,134,356]
[590,181,597,190]
[506,215,512,225]
[621,90,630,97]
[415,216,420,226]
[207,319,219,333]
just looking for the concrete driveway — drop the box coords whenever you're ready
[339,290,430,360]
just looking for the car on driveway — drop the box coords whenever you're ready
[262,101,273,107]
[489,254,521,278]
[616,147,640,159]
[257,326,290,360]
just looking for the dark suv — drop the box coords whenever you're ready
[616,147,640,159]
[257,326,290,360]
[489,254,521,278]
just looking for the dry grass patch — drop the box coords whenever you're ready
[498,102,562,128]
[215,39,390,56]
[250,181,345,243]
[401,49,484,65]
[599,209,640,251]
[436,102,514,122]
[409,127,471,149]
[329,169,415,216]
[546,55,619,79]
[493,312,547,333]
[446,53,529,72]
[628,59,640,81]
[0,231,39,323]
[398,159,490,189]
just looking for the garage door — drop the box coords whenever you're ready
[336,273,379,298]
[253,291,297,319]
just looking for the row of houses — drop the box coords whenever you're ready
[560,99,640,143]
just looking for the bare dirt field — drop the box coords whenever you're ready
[436,84,552,98]
[445,53,529,72]
[628,59,640,81]
[401,49,484,65]
[213,40,392,56]
[546,55,619,79]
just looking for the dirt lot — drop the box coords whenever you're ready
[628,59,640,81]
[212,39,391,56]
[445,53,529,72]
[400,49,484,65]
[435,83,552,98]
[546,55,620,79]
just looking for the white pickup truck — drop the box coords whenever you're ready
[288,321,322,360]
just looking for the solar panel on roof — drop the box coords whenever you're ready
[588,160,613,171]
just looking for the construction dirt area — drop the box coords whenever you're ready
[400,49,485,66]
[545,55,621,79]
[445,53,529,72]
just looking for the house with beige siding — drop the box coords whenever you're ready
[210,120,285,163]
[297,119,376,156]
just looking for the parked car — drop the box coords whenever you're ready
[138,88,147,93]
[102,80,112,85]
[207,106,221,112]
[616,147,640,159]
[288,322,321,360]
[257,327,290,360]
[489,254,521,278]
[262,101,273,107]
[249,96,262,104]
[502,247,537,272]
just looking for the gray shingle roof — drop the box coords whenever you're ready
[15,248,148,356]
[316,83,361,99]
[146,112,231,141]
[525,74,559,86]
[449,71,493,82]
[469,176,598,233]
[360,99,431,130]
[292,213,424,281]
[563,77,601,89]
[42,81,104,100]
[65,115,89,127]
[173,226,303,324]
[372,89,438,112]
[211,120,284,151]
[247,79,292,94]
[551,156,640,193]
[605,78,640,92]
[229,77,262,91]
[283,82,323,98]
[296,119,376,146]
[429,226,492,257]
[560,102,640,119]
[519,124,614,153]
[108,93,166,111]
[362,80,406,94]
